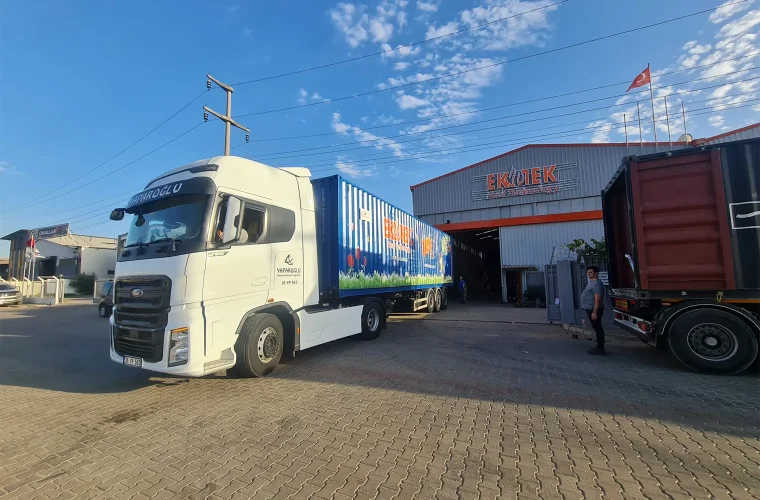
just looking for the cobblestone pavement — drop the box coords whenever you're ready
[1,304,759,500]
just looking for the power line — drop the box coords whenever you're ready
[250,71,760,161]
[234,0,754,118]
[33,122,205,206]
[22,91,207,207]
[69,103,757,231]
[297,101,760,173]
[230,0,571,86]
[266,91,760,168]
[242,50,760,143]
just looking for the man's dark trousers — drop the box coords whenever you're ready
[585,309,605,349]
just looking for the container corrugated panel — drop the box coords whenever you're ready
[312,175,454,298]
[499,220,604,269]
[411,144,676,217]
[630,150,736,290]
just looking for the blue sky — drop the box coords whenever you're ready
[1,0,758,256]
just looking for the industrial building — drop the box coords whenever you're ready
[1,229,117,280]
[410,123,760,303]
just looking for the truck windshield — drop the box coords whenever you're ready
[125,194,209,248]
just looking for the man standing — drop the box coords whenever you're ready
[581,266,605,355]
[458,276,467,304]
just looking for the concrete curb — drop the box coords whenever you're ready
[388,315,554,326]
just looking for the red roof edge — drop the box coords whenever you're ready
[409,141,685,191]
[692,122,760,146]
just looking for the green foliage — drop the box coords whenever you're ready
[563,238,607,257]
[70,273,97,295]
[339,270,453,290]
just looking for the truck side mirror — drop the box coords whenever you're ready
[110,209,125,221]
[222,196,243,244]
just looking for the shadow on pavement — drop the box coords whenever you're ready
[0,305,168,394]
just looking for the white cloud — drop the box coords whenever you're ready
[709,115,726,128]
[330,3,370,47]
[587,120,613,143]
[458,0,560,51]
[370,19,394,42]
[298,88,309,104]
[0,160,18,175]
[397,94,430,109]
[417,1,438,12]
[717,9,760,38]
[709,0,754,24]
[426,21,459,40]
[336,157,376,178]
[329,0,408,48]
[312,92,323,100]
[331,113,404,156]
[380,43,421,59]
[394,61,411,70]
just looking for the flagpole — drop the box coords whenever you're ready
[664,96,672,151]
[637,102,644,154]
[648,63,658,152]
[681,102,689,144]
[623,113,629,155]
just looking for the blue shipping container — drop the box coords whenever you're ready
[312,175,454,298]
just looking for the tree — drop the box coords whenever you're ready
[70,273,97,296]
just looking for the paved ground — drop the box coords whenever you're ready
[1,302,759,500]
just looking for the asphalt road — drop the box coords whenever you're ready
[1,302,758,500]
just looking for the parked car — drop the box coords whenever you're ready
[0,283,21,306]
[98,280,114,318]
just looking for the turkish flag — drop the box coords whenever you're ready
[627,66,651,92]
[26,236,36,248]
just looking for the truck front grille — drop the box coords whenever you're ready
[112,276,172,362]
[113,327,164,362]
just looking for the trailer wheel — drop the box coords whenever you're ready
[440,288,448,310]
[233,314,284,377]
[433,289,442,313]
[359,300,384,340]
[426,289,436,313]
[667,309,758,375]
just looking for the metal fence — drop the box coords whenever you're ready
[1,276,66,304]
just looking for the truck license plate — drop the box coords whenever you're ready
[123,356,143,368]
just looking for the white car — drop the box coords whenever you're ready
[0,284,21,306]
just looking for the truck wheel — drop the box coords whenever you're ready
[433,289,442,312]
[440,288,448,310]
[233,314,284,377]
[426,289,436,313]
[359,300,384,340]
[667,309,758,375]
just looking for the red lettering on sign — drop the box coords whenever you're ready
[487,174,496,191]
[497,172,511,189]
[543,165,558,183]
[521,169,531,185]
[531,167,541,185]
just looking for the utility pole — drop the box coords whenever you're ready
[204,74,250,155]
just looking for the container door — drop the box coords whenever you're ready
[629,150,735,290]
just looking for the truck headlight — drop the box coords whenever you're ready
[168,327,189,366]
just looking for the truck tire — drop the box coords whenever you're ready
[433,289,442,313]
[233,314,284,377]
[426,289,436,313]
[440,288,448,310]
[359,300,384,340]
[667,309,758,375]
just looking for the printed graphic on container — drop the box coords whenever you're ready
[338,182,452,291]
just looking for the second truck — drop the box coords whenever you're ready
[602,137,760,375]
[108,157,453,377]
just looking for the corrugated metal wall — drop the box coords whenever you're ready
[412,144,668,217]
[498,220,605,269]
[701,124,760,145]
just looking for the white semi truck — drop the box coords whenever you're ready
[109,156,453,377]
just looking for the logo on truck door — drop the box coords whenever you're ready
[276,253,301,286]
[729,202,760,230]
